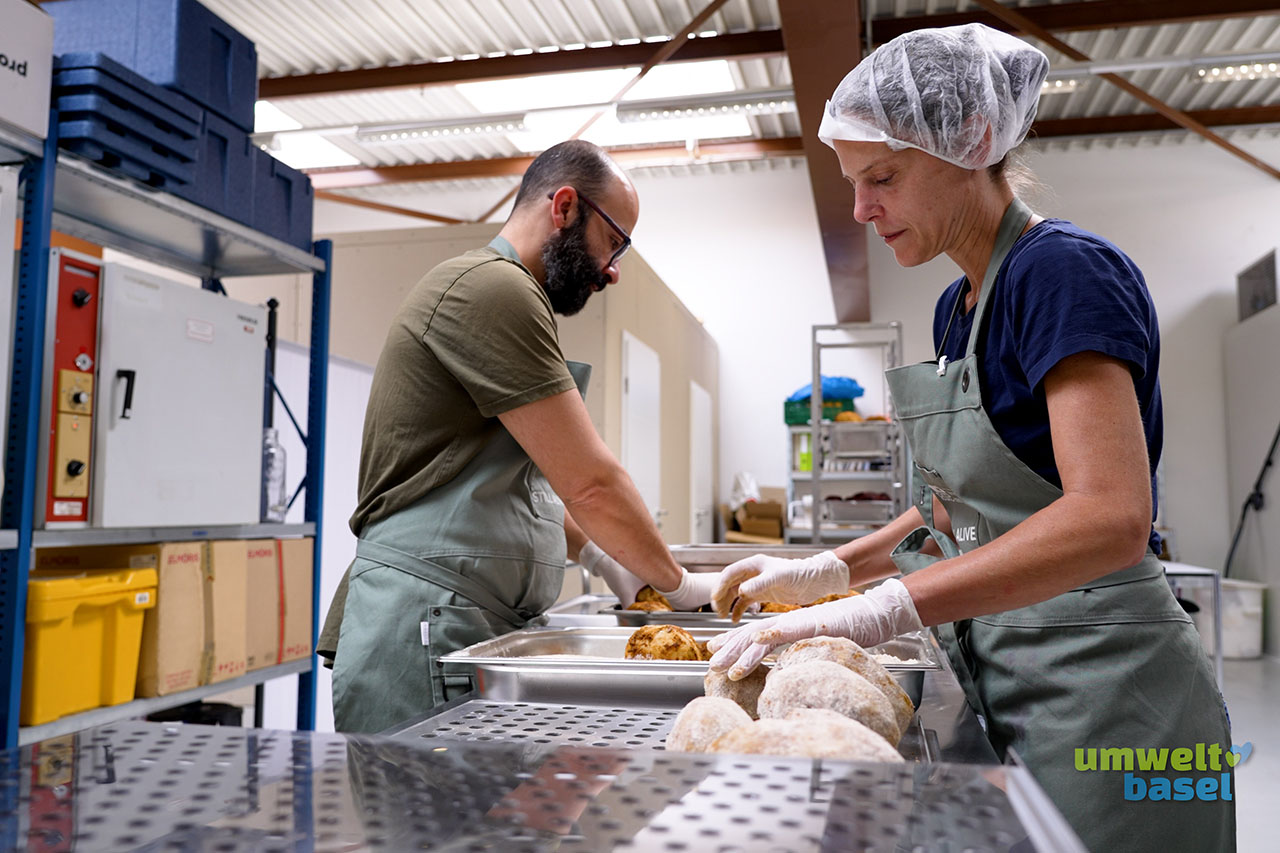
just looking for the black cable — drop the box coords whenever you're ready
[1224,415,1280,578]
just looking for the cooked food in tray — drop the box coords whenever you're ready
[664,635,912,762]
[624,625,703,661]
[610,588,860,623]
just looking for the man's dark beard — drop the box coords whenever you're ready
[541,211,609,316]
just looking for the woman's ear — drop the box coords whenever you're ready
[961,115,995,167]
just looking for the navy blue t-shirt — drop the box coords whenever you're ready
[931,219,1163,550]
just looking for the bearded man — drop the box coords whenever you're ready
[320,140,716,732]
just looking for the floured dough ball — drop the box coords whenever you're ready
[626,600,673,612]
[709,711,903,762]
[704,665,769,719]
[665,696,752,753]
[775,636,914,738]
[760,602,802,613]
[758,660,899,746]
[625,625,702,661]
[635,586,673,607]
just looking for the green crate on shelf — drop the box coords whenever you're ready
[783,399,857,425]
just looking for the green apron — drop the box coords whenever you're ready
[884,200,1234,851]
[326,361,590,734]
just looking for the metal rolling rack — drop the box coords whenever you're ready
[0,115,333,750]
[788,323,910,544]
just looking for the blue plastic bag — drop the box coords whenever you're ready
[786,375,865,402]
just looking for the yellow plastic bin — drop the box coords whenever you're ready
[22,568,158,726]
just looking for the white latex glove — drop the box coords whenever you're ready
[711,550,850,621]
[706,578,923,680]
[579,541,646,606]
[656,569,718,612]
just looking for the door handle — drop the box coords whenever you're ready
[116,369,136,420]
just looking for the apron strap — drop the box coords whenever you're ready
[356,539,529,626]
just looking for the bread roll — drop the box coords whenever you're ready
[757,660,899,746]
[665,696,753,753]
[625,600,673,612]
[760,602,802,613]
[774,636,914,737]
[624,625,702,661]
[704,665,768,719]
[634,586,672,607]
[709,710,903,762]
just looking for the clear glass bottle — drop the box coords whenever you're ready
[262,427,287,523]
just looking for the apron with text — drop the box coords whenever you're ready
[884,200,1233,852]
[329,361,590,733]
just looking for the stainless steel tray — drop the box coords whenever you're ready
[669,544,824,570]
[440,626,939,709]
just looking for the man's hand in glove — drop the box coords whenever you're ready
[711,550,850,621]
[706,578,923,680]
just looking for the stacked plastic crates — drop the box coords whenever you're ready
[48,0,314,250]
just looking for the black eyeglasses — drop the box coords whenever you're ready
[548,190,632,268]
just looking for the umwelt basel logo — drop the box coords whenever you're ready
[1075,742,1251,802]
[0,52,29,77]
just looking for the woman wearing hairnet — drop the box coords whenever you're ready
[708,24,1233,851]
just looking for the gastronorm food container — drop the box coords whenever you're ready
[440,626,940,709]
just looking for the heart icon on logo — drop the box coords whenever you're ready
[1226,742,1253,767]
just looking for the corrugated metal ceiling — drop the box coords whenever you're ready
[197,0,1280,201]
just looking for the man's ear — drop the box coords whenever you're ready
[548,186,579,229]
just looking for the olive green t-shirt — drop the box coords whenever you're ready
[349,240,577,535]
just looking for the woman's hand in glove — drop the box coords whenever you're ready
[578,541,647,606]
[706,578,923,680]
[711,550,850,621]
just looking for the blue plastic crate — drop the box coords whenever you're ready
[58,117,195,188]
[54,52,202,140]
[250,148,314,251]
[170,106,254,224]
[49,0,257,132]
[56,93,198,163]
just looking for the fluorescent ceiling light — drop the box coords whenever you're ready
[505,106,751,153]
[355,113,527,145]
[617,87,796,122]
[1040,78,1081,95]
[1194,61,1280,83]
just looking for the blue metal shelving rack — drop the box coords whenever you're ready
[0,112,333,749]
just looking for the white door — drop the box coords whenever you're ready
[93,264,266,526]
[689,380,714,543]
[621,331,662,528]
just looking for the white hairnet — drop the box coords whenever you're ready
[818,23,1049,170]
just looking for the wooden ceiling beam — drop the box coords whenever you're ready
[778,1,869,324]
[874,0,1280,44]
[258,30,784,99]
[306,138,806,190]
[1032,104,1280,137]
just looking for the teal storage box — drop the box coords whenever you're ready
[251,148,314,251]
[49,0,258,132]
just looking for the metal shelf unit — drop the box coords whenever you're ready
[17,659,312,746]
[0,118,333,749]
[787,323,910,544]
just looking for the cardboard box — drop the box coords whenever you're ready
[0,0,53,140]
[203,541,248,684]
[278,538,314,663]
[34,542,204,697]
[738,516,783,538]
[244,540,279,671]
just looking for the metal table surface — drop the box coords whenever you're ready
[1,719,1082,852]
